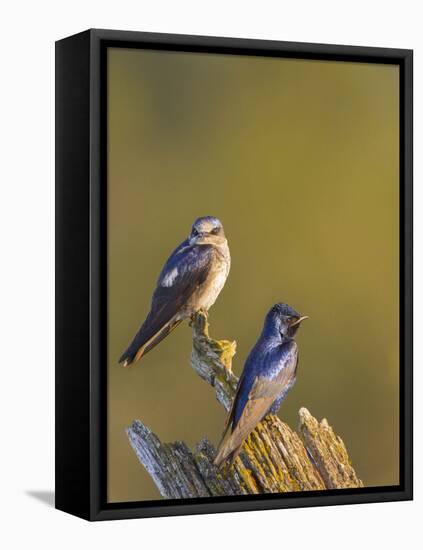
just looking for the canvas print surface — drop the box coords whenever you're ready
[107,47,399,503]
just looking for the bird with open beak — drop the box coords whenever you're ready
[214,303,308,467]
[119,216,230,367]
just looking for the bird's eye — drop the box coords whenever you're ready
[192,228,199,236]
[211,227,220,235]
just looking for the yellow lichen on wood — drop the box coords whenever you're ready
[127,312,363,498]
[298,407,364,489]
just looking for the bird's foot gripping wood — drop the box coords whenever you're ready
[190,311,237,411]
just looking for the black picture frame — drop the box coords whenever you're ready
[55,28,413,521]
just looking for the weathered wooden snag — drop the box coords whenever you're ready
[127,312,363,498]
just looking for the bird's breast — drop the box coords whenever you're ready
[194,245,230,311]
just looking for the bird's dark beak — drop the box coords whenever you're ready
[290,315,309,327]
[190,232,204,243]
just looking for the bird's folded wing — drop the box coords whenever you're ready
[250,341,298,398]
[216,342,298,460]
[139,244,215,344]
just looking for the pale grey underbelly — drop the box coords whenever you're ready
[181,262,229,317]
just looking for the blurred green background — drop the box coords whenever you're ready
[107,47,399,503]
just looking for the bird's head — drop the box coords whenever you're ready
[189,216,226,245]
[265,303,309,339]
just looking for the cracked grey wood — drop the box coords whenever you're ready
[127,311,363,498]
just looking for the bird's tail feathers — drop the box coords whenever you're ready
[118,346,137,367]
[213,390,239,467]
[214,438,242,469]
[118,319,181,367]
[214,418,243,468]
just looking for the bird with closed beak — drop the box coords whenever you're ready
[119,216,230,367]
[214,303,308,467]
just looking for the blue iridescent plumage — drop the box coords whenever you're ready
[214,303,308,467]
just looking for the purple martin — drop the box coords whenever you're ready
[214,303,308,467]
[119,216,230,367]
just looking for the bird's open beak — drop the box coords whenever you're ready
[290,315,309,327]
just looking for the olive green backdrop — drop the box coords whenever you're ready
[107,47,399,503]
